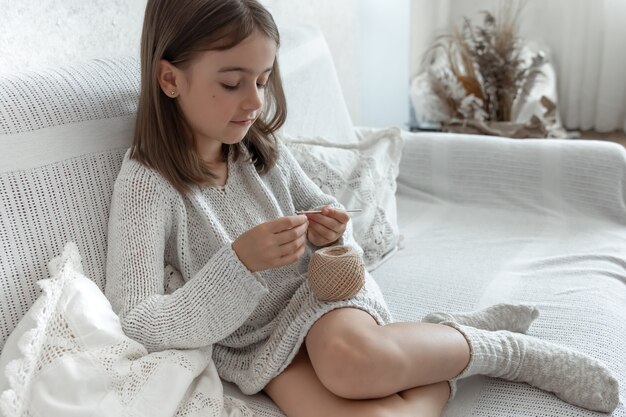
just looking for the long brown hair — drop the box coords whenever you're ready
[132,0,287,195]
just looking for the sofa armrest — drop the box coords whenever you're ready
[395,130,626,222]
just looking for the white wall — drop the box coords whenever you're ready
[1,0,410,127]
[410,0,451,79]
[360,0,410,128]
[266,0,410,128]
[260,0,363,124]
[0,0,146,71]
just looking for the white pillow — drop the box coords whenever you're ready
[284,127,404,270]
[0,242,252,417]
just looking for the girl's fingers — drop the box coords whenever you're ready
[306,227,324,246]
[306,213,342,234]
[275,221,308,246]
[308,221,337,243]
[320,206,350,224]
[277,242,307,266]
[277,232,307,257]
[270,215,307,232]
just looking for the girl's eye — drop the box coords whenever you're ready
[221,83,239,91]
[220,81,267,91]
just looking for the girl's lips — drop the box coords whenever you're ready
[231,119,254,126]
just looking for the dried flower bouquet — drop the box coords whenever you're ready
[414,3,566,138]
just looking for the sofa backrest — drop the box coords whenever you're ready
[0,24,355,348]
[0,58,138,349]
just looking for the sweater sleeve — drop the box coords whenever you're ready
[105,162,268,352]
[276,141,363,255]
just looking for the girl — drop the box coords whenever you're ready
[105,0,619,415]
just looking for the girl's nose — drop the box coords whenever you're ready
[242,84,263,111]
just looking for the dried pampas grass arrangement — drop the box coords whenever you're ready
[418,2,562,138]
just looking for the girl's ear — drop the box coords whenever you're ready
[158,60,180,98]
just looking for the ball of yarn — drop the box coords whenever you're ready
[308,245,365,301]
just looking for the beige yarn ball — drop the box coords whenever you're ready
[308,245,365,301]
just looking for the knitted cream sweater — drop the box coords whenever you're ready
[105,141,392,395]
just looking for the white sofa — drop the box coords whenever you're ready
[0,25,624,416]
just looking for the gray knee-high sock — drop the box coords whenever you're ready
[422,303,539,333]
[444,321,619,413]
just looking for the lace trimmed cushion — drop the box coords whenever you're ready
[0,242,252,417]
[284,127,404,270]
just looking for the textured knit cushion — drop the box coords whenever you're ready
[0,242,251,417]
[284,127,404,269]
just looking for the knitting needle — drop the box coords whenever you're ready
[296,209,362,215]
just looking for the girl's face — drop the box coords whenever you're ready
[160,31,277,160]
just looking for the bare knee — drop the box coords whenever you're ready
[313,335,365,398]
[308,328,406,399]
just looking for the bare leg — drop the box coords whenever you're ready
[264,347,450,417]
[305,308,470,399]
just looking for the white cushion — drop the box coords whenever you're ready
[0,243,252,417]
[283,127,404,269]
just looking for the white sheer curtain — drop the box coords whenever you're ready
[411,0,626,132]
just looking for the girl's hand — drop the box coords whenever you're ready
[305,206,349,247]
[232,215,308,272]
